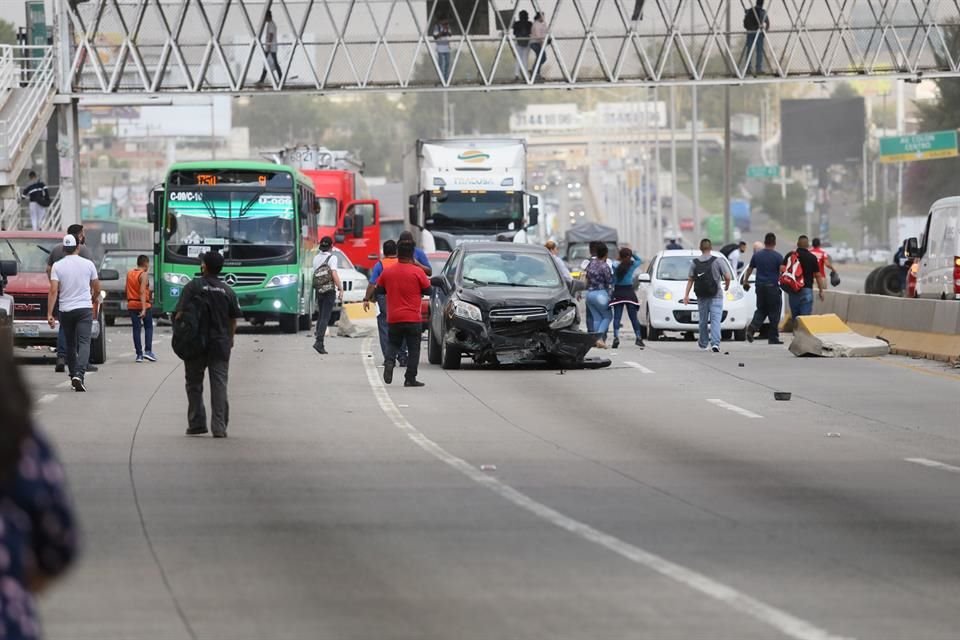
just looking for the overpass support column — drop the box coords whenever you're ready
[55,101,81,227]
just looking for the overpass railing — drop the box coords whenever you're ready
[0,46,57,164]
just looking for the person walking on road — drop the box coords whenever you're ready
[367,232,430,366]
[375,239,431,388]
[46,224,95,374]
[810,237,839,288]
[545,240,573,283]
[127,254,156,363]
[728,240,747,275]
[610,247,645,349]
[177,251,241,438]
[363,239,399,363]
[0,350,79,637]
[683,238,732,353]
[584,243,613,349]
[257,10,282,85]
[432,18,452,82]
[782,235,825,320]
[311,236,343,355]
[398,230,433,275]
[47,234,101,392]
[742,232,784,344]
[21,171,49,231]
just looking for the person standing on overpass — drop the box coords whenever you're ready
[375,239,431,388]
[47,234,101,392]
[743,232,783,344]
[781,235,825,319]
[177,251,241,438]
[257,10,282,85]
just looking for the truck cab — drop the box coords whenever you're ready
[903,197,960,300]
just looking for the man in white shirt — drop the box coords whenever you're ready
[47,234,101,392]
[257,10,281,85]
[311,236,343,354]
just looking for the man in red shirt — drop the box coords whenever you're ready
[375,239,431,387]
[810,237,837,286]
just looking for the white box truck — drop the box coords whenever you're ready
[403,138,540,251]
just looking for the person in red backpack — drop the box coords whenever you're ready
[781,235,824,319]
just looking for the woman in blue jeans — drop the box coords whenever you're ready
[610,247,646,349]
[584,243,613,349]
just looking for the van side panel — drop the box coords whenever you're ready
[917,202,960,300]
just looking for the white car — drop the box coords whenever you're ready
[332,248,368,304]
[637,250,754,341]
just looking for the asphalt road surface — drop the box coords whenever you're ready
[21,323,960,640]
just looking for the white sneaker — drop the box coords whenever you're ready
[711,345,721,353]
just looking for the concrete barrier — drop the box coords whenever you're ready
[814,291,960,362]
[789,314,890,357]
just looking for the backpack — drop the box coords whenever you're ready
[779,252,805,293]
[172,286,211,361]
[743,7,760,30]
[36,188,51,208]
[692,257,719,299]
[719,243,738,258]
[312,254,335,293]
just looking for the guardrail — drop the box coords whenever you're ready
[0,46,56,165]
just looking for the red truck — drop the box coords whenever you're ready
[270,147,381,273]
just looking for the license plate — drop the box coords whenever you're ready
[690,311,700,322]
[120,301,128,310]
[15,324,40,337]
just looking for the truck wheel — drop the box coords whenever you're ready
[876,265,902,296]
[89,316,107,364]
[864,267,882,294]
[427,324,442,365]
[279,314,298,334]
[440,325,461,370]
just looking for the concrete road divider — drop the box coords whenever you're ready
[789,313,891,358]
[815,291,960,362]
[343,302,376,321]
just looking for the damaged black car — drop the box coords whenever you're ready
[426,243,609,369]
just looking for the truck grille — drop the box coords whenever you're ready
[489,306,548,322]
[195,272,266,287]
[12,294,48,320]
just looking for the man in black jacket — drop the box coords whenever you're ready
[21,171,48,231]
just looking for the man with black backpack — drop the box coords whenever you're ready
[740,0,770,75]
[683,239,732,353]
[311,236,343,355]
[174,251,241,438]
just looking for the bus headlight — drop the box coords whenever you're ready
[163,272,190,286]
[265,274,298,288]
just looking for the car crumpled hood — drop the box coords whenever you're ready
[455,285,567,312]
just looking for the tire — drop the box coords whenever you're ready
[864,267,883,294]
[279,314,298,334]
[733,329,747,341]
[105,315,116,327]
[645,306,661,341]
[427,323,442,365]
[298,313,312,331]
[89,314,107,364]
[876,265,902,297]
[721,330,733,341]
[440,324,461,370]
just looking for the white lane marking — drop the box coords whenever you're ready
[905,457,960,474]
[360,341,848,640]
[623,361,654,374]
[37,394,57,404]
[707,398,763,419]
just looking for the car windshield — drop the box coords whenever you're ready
[461,251,560,288]
[164,189,296,262]
[426,192,523,231]
[657,256,695,281]
[0,238,59,272]
[332,248,354,270]
[100,254,142,273]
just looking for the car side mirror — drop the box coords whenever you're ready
[408,194,419,227]
[638,273,651,284]
[146,202,155,223]
[430,275,449,292]
[568,279,586,295]
[98,268,120,281]
[904,237,920,258]
[0,260,17,278]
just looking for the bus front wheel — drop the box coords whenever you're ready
[279,314,298,334]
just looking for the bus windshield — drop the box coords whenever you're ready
[164,189,296,262]
[426,191,523,231]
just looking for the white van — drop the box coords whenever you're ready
[904,197,960,300]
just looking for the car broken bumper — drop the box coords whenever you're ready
[447,316,597,365]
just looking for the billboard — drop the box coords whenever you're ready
[780,98,866,167]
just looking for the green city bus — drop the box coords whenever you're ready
[147,160,319,333]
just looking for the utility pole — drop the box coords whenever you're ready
[691,3,700,236]
[723,0,732,244]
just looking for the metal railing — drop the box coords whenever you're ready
[40,188,63,232]
[0,46,56,165]
[0,198,21,231]
[0,46,13,98]
[0,186,62,232]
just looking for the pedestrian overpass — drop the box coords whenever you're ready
[2,0,959,228]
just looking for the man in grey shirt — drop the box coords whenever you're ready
[682,238,732,352]
[46,224,96,373]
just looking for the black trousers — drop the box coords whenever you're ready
[185,355,230,435]
[750,283,782,343]
[315,291,336,346]
[385,322,421,381]
[258,51,281,83]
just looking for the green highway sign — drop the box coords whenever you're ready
[746,165,781,179]
[879,130,958,163]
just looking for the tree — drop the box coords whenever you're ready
[903,24,960,215]
[0,19,15,46]
[760,182,806,228]
[858,198,895,243]
[233,95,330,149]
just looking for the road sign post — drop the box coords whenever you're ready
[879,130,958,163]
[746,165,781,179]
